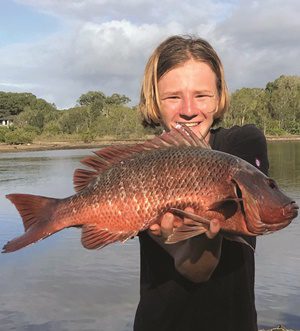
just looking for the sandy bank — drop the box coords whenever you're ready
[0,139,145,153]
[0,135,300,153]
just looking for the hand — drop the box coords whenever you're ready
[149,207,221,240]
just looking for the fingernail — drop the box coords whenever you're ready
[212,220,219,226]
[165,213,173,221]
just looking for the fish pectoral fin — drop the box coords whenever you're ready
[166,208,211,244]
[222,233,255,251]
[81,225,138,250]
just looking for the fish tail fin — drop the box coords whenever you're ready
[3,194,60,253]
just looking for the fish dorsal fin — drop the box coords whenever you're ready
[73,125,210,192]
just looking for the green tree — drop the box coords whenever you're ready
[224,88,269,131]
[266,75,300,134]
[58,106,91,134]
[0,92,56,118]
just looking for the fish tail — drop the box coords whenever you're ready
[3,194,60,253]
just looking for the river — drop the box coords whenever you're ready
[0,141,299,330]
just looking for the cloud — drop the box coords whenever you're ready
[0,19,184,108]
[1,0,299,108]
[211,0,300,91]
[16,0,235,25]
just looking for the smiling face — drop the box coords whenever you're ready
[158,59,219,142]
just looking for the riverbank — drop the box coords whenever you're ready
[1,135,300,153]
[0,139,145,153]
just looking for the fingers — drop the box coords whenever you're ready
[149,223,161,236]
[183,207,220,239]
[149,212,175,239]
[206,219,221,239]
[160,212,175,239]
[149,208,221,240]
[183,207,196,225]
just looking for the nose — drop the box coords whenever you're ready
[179,113,198,121]
[179,98,200,120]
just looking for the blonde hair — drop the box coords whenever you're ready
[139,35,229,127]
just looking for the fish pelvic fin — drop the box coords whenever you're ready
[74,125,210,193]
[3,194,59,253]
[81,224,138,250]
[166,208,210,244]
[167,208,256,251]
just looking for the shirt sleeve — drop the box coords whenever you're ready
[227,124,269,176]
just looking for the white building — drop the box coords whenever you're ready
[0,118,13,127]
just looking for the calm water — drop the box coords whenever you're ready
[0,142,299,331]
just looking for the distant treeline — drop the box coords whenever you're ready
[0,75,299,144]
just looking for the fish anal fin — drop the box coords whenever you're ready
[81,225,138,250]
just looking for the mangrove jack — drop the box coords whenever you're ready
[3,126,298,253]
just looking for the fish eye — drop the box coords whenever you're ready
[268,179,278,190]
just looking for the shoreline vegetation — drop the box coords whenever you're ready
[1,134,300,154]
[1,75,300,153]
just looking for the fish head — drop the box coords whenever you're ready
[232,164,298,235]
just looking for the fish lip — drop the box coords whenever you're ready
[253,202,298,234]
[263,219,292,233]
[282,201,299,218]
[258,203,298,233]
[247,217,293,235]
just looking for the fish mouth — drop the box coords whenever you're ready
[260,201,298,234]
[263,219,292,233]
[283,201,299,218]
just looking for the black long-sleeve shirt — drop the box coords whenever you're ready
[134,124,269,331]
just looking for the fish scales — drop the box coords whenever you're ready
[2,126,298,253]
[54,146,238,233]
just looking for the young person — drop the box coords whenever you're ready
[134,35,269,331]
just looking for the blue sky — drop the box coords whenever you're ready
[0,0,299,109]
[0,1,62,46]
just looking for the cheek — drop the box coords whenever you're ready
[159,103,178,121]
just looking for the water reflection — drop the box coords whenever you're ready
[256,141,300,329]
[0,149,140,331]
[0,143,299,330]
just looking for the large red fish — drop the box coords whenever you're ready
[3,126,298,253]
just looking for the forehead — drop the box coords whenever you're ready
[158,59,217,90]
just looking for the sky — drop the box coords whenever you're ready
[0,0,300,109]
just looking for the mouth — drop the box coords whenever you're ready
[176,121,201,128]
[283,201,299,218]
[259,202,298,234]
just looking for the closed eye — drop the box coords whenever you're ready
[196,94,214,98]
